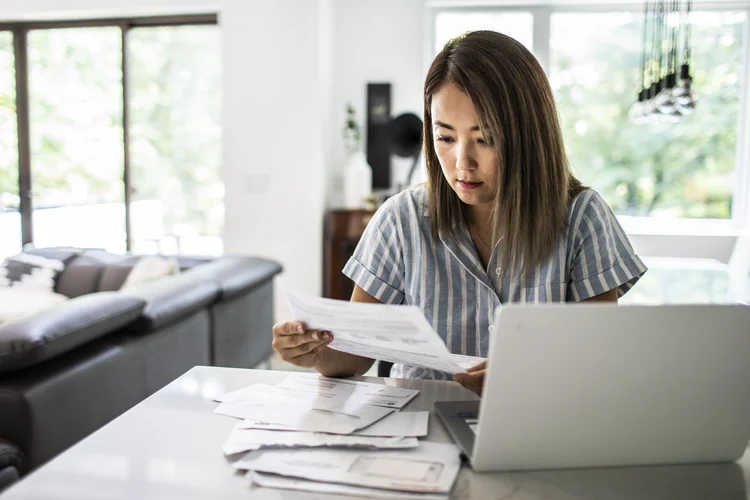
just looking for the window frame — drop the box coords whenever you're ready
[0,13,218,252]
[426,2,750,239]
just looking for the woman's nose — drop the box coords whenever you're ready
[455,143,477,172]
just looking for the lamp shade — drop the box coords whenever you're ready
[388,113,423,158]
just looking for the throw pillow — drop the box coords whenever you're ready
[0,252,67,293]
[120,256,180,290]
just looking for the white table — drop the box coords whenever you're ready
[2,367,749,499]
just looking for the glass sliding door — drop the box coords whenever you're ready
[27,27,126,251]
[128,25,222,255]
[0,31,21,259]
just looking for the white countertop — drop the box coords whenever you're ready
[2,366,748,499]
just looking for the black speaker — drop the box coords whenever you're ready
[366,83,391,190]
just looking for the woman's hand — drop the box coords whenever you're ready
[453,360,487,396]
[272,321,333,368]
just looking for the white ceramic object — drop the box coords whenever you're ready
[343,150,372,209]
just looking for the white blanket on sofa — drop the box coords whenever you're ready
[0,287,69,326]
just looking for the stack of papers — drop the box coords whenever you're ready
[213,373,461,498]
[236,441,461,497]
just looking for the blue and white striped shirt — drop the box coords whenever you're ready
[343,185,648,379]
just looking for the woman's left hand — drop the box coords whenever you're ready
[453,360,487,396]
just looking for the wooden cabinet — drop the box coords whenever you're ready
[322,207,394,376]
[322,209,374,300]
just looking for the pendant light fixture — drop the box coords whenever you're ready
[629,0,695,123]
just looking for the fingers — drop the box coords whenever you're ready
[284,337,333,360]
[467,360,487,373]
[453,370,486,396]
[276,329,331,349]
[272,319,334,366]
[289,341,331,368]
[273,321,306,335]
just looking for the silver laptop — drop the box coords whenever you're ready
[435,303,750,472]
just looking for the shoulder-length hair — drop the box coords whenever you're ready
[424,30,584,276]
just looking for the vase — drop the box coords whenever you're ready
[343,151,372,209]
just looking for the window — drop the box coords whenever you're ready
[431,7,748,226]
[551,11,745,219]
[434,11,533,54]
[129,25,222,255]
[0,31,20,260]
[0,15,222,257]
[28,27,125,251]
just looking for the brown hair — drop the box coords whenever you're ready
[424,30,584,276]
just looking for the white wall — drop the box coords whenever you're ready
[1,0,328,321]
[327,0,425,206]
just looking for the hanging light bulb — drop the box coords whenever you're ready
[633,0,695,123]
[631,0,651,124]
[648,0,672,121]
[657,0,680,114]
[674,0,696,114]
[674,63,696,114]
[629,89,650,124]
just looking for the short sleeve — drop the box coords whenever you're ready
[342,199,405,304]
[568,191,648,301]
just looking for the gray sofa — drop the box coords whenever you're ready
[0,248,282,489]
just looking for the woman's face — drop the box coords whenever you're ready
[431,82,498,214]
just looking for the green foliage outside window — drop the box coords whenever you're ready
[0,31,18,210]
[551,11,745,219]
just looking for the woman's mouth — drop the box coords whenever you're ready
[458,180,483,190]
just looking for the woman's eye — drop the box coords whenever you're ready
[478,137,493,146]
[436,136,454,144]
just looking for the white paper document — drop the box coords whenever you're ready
[248,471,448,500]
[214,398,394,435]
[239,410,430,438]
[213,383,316,405]
[223,425,418,455]
[234,441,461,494]
[274,373,420,409]
[285,288,465,374]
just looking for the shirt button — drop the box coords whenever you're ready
[496,267,502,274]
[488,325,495,333]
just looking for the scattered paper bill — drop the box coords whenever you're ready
[285,288,465,374]
[248,470,449,500]
[214,398,394,435]
[239,410,430,438]
[234,441,461,493]
[213,383,317,405]
[223,425,418,455]
[450,354,486,371]
[275,373,419,409]
[355,410,429,437]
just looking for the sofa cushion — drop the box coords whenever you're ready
[98,266,133,292]
[186,256,283,299]
[0,292,146,373]
[55,251,123,298]
[120,273,220,331]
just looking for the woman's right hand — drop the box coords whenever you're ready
[272,321,334,368]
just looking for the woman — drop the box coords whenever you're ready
[272,31,647,395]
